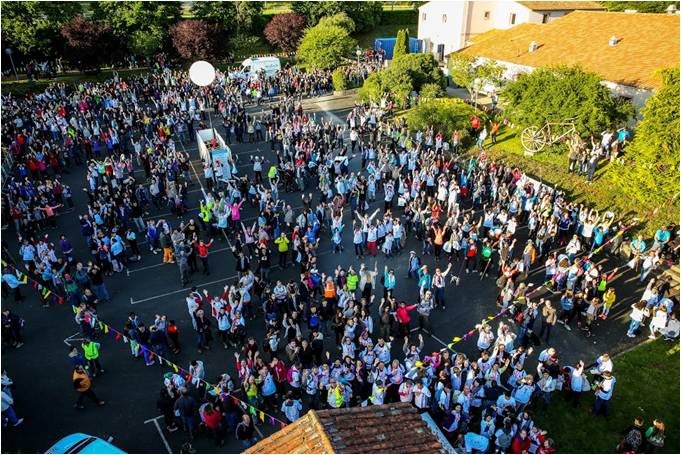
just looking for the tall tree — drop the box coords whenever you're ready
[1,1,82,59]
[449,54,504,109]
[393,28,410,60]
[291,1,383,32]
[170,20,222,60]
[317,12,356,33]
[612,67,680,206]
[92,1,182,52]
[263,13,307,54]
[502,65,634,134]
[192,1,263,36]
[60,15,117,70]
[296,23,356,70]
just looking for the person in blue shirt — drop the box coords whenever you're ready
[417,264,432,290]
[383,266,396,299]
[652,226,671,252]
[592,370,616,417]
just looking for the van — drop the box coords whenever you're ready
[46,433,126,454]
[240,56,281,79]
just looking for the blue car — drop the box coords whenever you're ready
[46,433,126,454]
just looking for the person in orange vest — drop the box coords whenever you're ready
[72,365,105,409]
[322,275,336,304]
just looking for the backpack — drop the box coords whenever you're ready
[496,429,513,449]
[309,314,319,328]
[624,428,643,449]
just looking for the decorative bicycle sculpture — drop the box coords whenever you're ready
[520,117,579,154]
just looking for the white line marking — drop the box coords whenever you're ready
[63,332,84,346]
[144,415,173,454]
[131,274,240,305]
[127,246,233,274]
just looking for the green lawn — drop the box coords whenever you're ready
[533,340,679,453]
[478,127,680,236]
[1,68,149,97]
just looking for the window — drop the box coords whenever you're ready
[484,11,491,19]
[442,14,447,23]
[542,13,550,23]
[422,13,427,21]
[510,13,516,25]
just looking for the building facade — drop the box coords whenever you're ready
[417,1,604,60]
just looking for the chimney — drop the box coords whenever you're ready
[609,35,618,46]
[528,41,538,52]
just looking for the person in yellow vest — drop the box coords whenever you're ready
[274,233,290,268]
[82,338,104,377]
[326,379,345,409]
[346,266,359,297]
[72,365,105,409]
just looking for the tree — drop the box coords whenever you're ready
[419,82,444,99]
[448,54,503,109]
[170,20,222,60]
[129,27,165,58]
[60,15,117,70]
[264,13,307,53]
[192,1,263,36]
[391,53,444,92]
[332,68,349,91]
[1,1,82,59]
[406,98,484,143]
[612,67,680,206]
[296,24,356,70]
[358,54,443,108]
[393,28,410,60]
[317,12,356,33]
[601,1,679,13]
[291,1,383,32]
[92,1,181,39]
[502,65,635,134]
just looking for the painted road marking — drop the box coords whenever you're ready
[143,415,173,454]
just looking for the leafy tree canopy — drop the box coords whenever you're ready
[61,15,118,70]
[448,54,504,103]
[129,26,165,58]
[390,53,444,92]
[317,12,356,33]
[296,24,356,70]
[92,1,181,38]
[612,66,680,206]
[501,65,634,134]
[406,98,484,143]
[170,19,222,61]
[600,1,679,12]
[192,1,263,36]
[291,1,383,32]
[264,13,307,53]
[393,28,410,60]
[1,1,82,58]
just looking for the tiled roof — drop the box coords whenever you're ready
[244,412,334,454]
[517,1,605,11]
[245,402,446,454]
[458,11,680,89]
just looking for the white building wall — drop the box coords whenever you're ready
[418,1,466,57]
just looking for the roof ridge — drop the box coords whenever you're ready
[309,409,336,453]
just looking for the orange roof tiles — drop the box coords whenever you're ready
[517,1,605,11]
[458,11,680,89]
[245,402,446,454]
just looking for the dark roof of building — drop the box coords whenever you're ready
[245,402,447,454]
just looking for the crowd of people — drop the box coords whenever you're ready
[1,56,678,454]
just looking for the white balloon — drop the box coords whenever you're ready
[189,60,216,86]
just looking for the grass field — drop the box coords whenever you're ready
[478,127,680,236]
[534,340,679,453]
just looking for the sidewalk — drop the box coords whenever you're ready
[446,86,494,109]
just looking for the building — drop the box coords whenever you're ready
[244,402,454,454]
[417,1,604,59]
[456,10,680,109]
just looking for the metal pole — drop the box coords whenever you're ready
[8,53,17,80]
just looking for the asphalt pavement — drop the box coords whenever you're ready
[0,94,653,454]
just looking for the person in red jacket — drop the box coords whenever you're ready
[193,236,214,275]
[202,403,225,447]
[511,429,531,454]
[395,301,418,336]
[270,356,287,397]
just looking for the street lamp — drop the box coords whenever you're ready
[5,48,18,80]
[355,46,362,66]
[189,60,216,137]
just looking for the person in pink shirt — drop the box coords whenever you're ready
[227,200,244,231]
